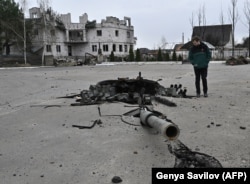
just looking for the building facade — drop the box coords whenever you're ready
[28,7,136,64]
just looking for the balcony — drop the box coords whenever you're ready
[65,30,87,43]
[65,38,87,44]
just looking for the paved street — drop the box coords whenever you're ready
[0,62,249,184]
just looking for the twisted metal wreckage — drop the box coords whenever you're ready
[62,72,222,168]
[70,72,188,107]
[66,72,186,140]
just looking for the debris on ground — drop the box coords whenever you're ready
[226,56,250,65]
[111,176,123,183]
[72,119,102,129]
[65,72,191,106]
[64,72,223,167]
[53,58,84,67]
[167,140,223,168]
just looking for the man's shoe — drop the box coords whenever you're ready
[204,93,208,97]
[196,94,200,98]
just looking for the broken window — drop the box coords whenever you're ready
[127,31,130,38]
[46,45,52,52]
[113,44,116,52]
[97,30,102,36]
[32,13,38,18]
[124,45,128,52]
[56,45,61,52]
[115,30,119,37]
[92,45,97,52]
[77,31,83,37]
[68,45,72,56]
[103,44,109,52]
[119,45,123,52]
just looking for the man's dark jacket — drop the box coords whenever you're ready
[188,42,211,68]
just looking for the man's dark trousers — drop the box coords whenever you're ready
[194,67,208,94]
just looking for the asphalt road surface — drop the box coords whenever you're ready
[0,62,249,184]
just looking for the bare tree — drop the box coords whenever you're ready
[160,36,167,50]
[197,7,202,27]
[189,12,195,28]
[37,0,51,12]
[37,0,51,66]
[19,0,27,64]
[202,4,206,26]
[197,4,206,39]
[219,7,225,59]
[201,4,206,39]
[228,0,239,57]
[244,0,250,57]
[219,8,225,29]
[189,11,195,38]
[197,6,202,36]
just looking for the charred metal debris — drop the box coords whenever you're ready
[64,72,223,167]
[167,140,222,168]
[66,72,182,141]
[65,72,191,107]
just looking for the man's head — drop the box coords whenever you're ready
[191,36,201,46]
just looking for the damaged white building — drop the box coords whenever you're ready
[26,7,137,65]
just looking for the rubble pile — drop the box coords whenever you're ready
[226,56,250,65]
[71,72,188,106]
[53,58,84,66]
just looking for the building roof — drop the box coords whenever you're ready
[192,24,232,47]
[174,44,184,51]
[139,48,150,54]
[180,41,215,50]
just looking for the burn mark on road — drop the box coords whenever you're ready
[167,140,222,168]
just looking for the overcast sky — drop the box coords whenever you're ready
[20,0,248,49]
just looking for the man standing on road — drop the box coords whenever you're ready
[188,36,211,97]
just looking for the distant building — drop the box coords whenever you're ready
[4,7,137,65]
[191,24,232,48]
[180,24,248,59]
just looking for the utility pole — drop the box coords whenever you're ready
[247,23,250,57]
[42,11,46,66]
[23,12,27,65]
[20,0,27,65]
